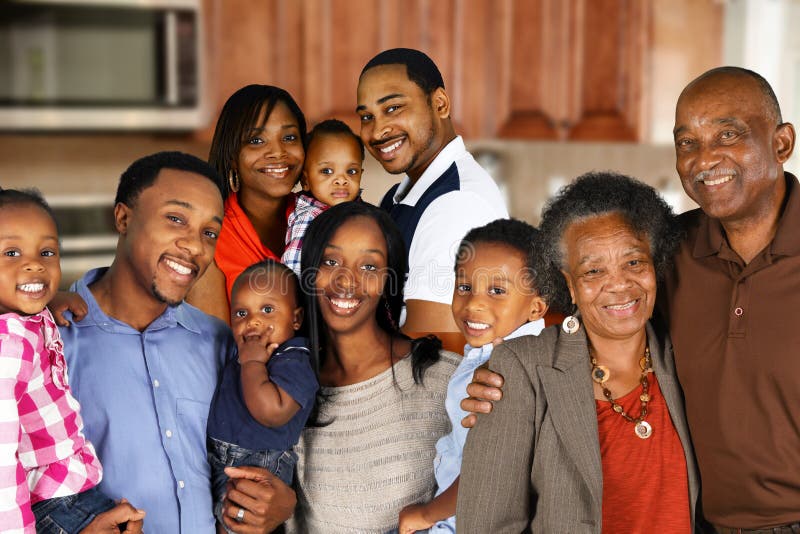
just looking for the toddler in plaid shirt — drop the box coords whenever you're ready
[0,189,144,534]
[282,119,364,275]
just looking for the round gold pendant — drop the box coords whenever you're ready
[592,365,610,384]
[635,421,653,439]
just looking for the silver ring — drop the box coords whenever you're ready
[235,507,245,522]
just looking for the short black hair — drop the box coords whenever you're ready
[539,171,684,314]
[114,151,224,207]
[361,48,445,96]
[690,66,783,123]
[232,258,303,313]
[0,188,57,229]
[455,218,550,304]
[306,119,365,161]
[209,85,307,197]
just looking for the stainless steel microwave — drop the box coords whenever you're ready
[0,0,205,131]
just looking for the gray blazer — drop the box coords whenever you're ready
[455,322,700,533]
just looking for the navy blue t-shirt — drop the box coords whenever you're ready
[207,337,318,451]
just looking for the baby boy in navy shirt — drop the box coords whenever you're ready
[207,259,318,529]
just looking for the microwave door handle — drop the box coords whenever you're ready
[164,11,178,106]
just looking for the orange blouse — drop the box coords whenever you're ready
[214,192,296,302]
[596,373,691,533]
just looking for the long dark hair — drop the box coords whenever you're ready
[208,84,307,198]
[300,202,442,388]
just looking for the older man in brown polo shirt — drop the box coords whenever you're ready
[463,67,799,532]
[664,67,798,532]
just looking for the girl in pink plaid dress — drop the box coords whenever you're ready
[0,189,144,534]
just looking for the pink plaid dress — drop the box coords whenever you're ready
[0,308,102,534]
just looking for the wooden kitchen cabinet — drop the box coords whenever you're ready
[202,0,651,141]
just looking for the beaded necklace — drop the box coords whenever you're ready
[590,345,653,439]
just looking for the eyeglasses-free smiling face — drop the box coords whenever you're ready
[673,73,794,226]
[302,133,363,206]
[230,272,302,347]
[560,212,657,343]
[0,204,61,316]
[356,64,449,181]
[118,168,223,307]
[237,100,305,201]
[314,216,389,337]
[451,242,547,347]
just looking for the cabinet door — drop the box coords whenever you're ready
[204,0,650,141]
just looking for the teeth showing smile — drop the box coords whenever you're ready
[702,175,733,186]
[165,259,192,276]
[380,139,403,153]
[466,321,490,330]
[262,166,289,174]
[18,283,44,293]
[330,298,360,309]
[606,301,636,311]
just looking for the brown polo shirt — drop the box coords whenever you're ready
[662,172,800,528]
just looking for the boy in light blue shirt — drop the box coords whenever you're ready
[398,219,551,533]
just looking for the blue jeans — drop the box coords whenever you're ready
[208,437,297,529]
[32,486,116,534]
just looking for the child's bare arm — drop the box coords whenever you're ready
[398,477,459,533]
[237,334,302,427]
[49,291,88,326]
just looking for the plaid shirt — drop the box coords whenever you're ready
[282,192,329,275]
[0,308,102,534]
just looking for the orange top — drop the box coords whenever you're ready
[597,374,691,533]
[214,192,296,302]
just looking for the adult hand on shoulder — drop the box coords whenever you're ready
[460,366,505,429]
[222,466,296,534]
[80,499,145,533]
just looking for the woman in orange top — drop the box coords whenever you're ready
[456,172,701,532]
[188,85,306,322]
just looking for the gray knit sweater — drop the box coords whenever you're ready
[288,351,460,533]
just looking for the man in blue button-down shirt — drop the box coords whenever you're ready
[58,152,296,533]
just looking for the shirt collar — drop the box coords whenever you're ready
[692,172,800,259]
[392,136,466,205]
[463,318,546,358]
[70,267,202,334]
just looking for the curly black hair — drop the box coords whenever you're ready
[0,188,57,229]
[455,218,552,305]
[538,171,684,314]
[306,118,364,161]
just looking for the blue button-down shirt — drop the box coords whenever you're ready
[59,268,234,534]
[430,319,545,533]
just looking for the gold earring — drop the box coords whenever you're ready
[228,170,240,193]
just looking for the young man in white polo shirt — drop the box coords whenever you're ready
[356,48,508,334]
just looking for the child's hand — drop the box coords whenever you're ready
[80,498,145,533]
[237,327,279,365]
[398,503,435,534]
[49,290,88,327]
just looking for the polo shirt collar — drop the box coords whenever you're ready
[71,267,202,334]
[464,319,545,358]
[769,172,800,256]
[392,136,466,205]
[692,172,800,259]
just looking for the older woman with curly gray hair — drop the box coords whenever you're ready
[455,171,700,533]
